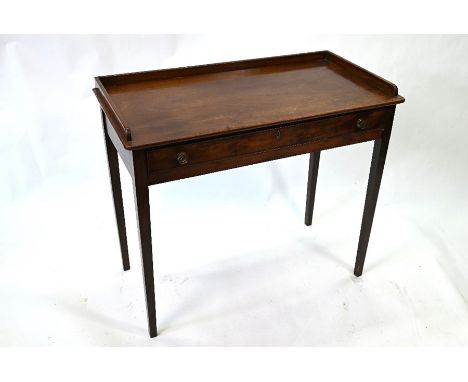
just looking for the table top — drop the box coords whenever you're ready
[94,51,404,150]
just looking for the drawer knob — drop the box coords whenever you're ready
[356,118,368,130]
[177,151,188,165]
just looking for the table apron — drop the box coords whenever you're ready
[147,109,390,184]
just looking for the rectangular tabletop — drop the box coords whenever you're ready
[94,51,404,150]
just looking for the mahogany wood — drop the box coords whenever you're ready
[146,108,387,174]
[354,106,396,277]
[95,51,403,150]
[105,114,134,176]
[101,110,130,271]
[305,151,321,226]
[148,127,383,185]
[132,151,157,337]
[94,51,405,338]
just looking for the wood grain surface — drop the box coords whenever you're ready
[95,51,404,150]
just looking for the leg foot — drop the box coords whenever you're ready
[354,115,394,276]
[102,110,130,271]
[133,152,157,337]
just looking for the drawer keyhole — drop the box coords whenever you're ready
[275,129,281,140]
[177,151,189,165]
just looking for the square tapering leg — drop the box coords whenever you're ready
[305,151,321,226]
[354,108,395,277]
[132,151,157,338]
[101,110,131,271]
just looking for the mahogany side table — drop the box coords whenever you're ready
[93,51,405,338]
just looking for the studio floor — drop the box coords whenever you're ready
[2,145,467,346]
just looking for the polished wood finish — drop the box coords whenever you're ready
[148,124,383,185]
[95,51,403,150]
[101,110,130,271]
[305,151,321,226]
[132,151,157,337]
[354,106,396,277]
[146,108,387,179]
[94,51,404,338]
[94,87,132,147]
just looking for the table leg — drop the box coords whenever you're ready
[101,110,130,271]
[354,124,393,277]
[132,151,157,337]
[305,151,321,226]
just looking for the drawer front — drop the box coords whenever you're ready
[147,108,389,183]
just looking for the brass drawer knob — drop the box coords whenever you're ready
[177,151,188,165]
[356,118,368,130]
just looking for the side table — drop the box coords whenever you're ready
[93,51,405,337]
